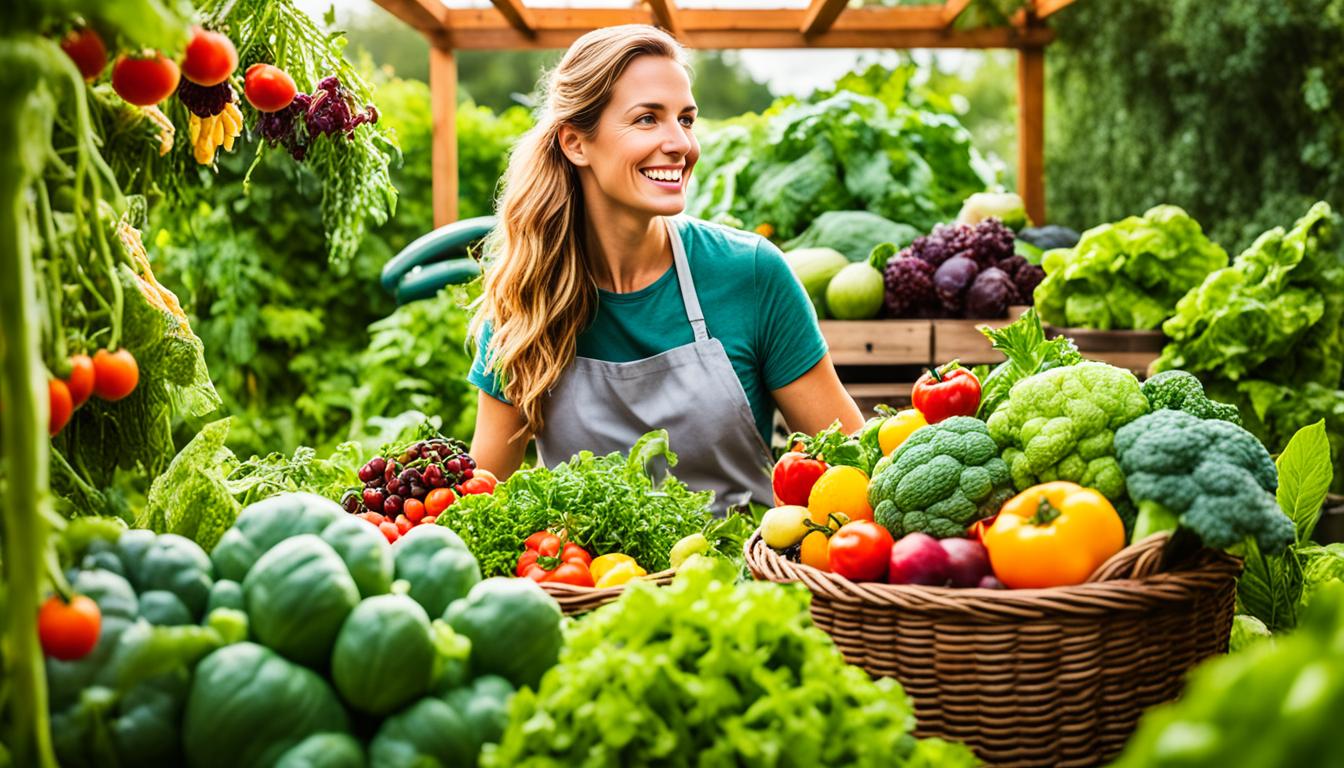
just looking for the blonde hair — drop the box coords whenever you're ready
[471,24,688,436]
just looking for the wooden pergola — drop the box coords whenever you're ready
[372,0,1076,227]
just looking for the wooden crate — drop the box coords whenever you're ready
[931,307,1028,366]
[819,320,931,366]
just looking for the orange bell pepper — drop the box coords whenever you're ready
[981,481,1125,589]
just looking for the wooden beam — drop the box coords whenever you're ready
[1033,0,1078,19]
[799,0,851,38]
[940,0,975,27]
[373,0,451,43]
[646,0,685,39]
[429,44,459,226]
[1017,45,1045,225]
[444,7,962,35]
[488,0,536,38]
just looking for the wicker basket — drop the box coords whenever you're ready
[539,568,676,616]
[745,531,1241,767]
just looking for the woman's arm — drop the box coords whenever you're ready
[771,353,864,437]
[469,390,531,480]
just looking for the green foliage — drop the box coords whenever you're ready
[974,308,1083,419]
[1048,0,1344,249]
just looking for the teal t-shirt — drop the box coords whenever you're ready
[467,217,829,443]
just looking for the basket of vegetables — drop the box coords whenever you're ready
[744,311,1314,767]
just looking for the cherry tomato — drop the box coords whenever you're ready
[360,511,385,526]
[457,477,495,496]
[422,515,438,526]
[66,354,94,408]
[471,468,499,491]
[828,520,894,582]
[394,515,412,535]
[92,348,139,401]
[38,594,101,660]
[424,487,456,517]
[181,27,238,86]
[48,378,73,436]
[60,27,107,81]
[111,52,180,106]
[243,63,298,112]
[911,362,981,424]
[378,521,399,543]
[403,498,426,524]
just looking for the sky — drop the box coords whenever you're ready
[296,0,964,96]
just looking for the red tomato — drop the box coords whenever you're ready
[534,534,561,558]
[911,362,981,424]
[181,27,238,86]
[561,543,592,568]
[422,515,437,526]
[49,379,73,436]
[66,354,95,408]
[38,595,101,660]
[540,562,594,587]
[523,531,553,551]
[828,520,894,582]
[424,487,456,517]
[92,348,139,401]
[60,27,107,81]
[457,477,495,496]
[378,521,399,543]
[403,498,426,524]
[111,52,180,106]
[243,63,298,112]
[394,515,412,535]
[361,511,385,526]
[516,549,540,577]
[772,451,828,507]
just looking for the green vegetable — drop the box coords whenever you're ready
[332,594,437,716]
[242,534,360,668]
[974,307,1083,419]
[444,578,563,691]
[183,642,350,768]
[112,530,214,622]
[1228,614,1272,653]
[392,524,480,618]
[206,579,244,614]
[274,733,366,768]
[320,515,395,599]
[1112,582,1344,768]
[824,261,885,320]
[211,492,346,582]
[369,697,475,768]
[1140,370,1241,424]
[870,416,1015,538]
[442,676,515,758]
[669,533,711,568]
[437,430,720,577]
[986,361,1149,509]
[138,591,193,626]
[141,418,243,551]
[1115,409,1292,553]
[1034,205,1227,330]
[782,247,849,319]
[781,210,921,263]
[485,557,977,767]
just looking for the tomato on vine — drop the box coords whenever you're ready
[38,595,101,661]
[59,27,107,81]
[181,27,237,87]
[111,52,180,106]
[243,63,297,112]
[48,379,72,436]
[66,353,94,409]
[92,348,139,402]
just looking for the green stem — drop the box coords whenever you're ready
[0,35,62,768]
[35,182,67,366]
[1030,496,1063,526]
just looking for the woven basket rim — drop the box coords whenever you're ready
[539,567,676,598]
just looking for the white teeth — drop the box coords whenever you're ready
[641,168,681,182]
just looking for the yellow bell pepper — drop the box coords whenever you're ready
[595,560,647,588]
[589,553,637,584]
[981,481,1125,589]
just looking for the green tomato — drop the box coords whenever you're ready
[669,533,710,569]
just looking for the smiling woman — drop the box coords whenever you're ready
[467,24,862,510]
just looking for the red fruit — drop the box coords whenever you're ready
[772,451,828,507]
[66,354,95,408]
[38,595,101,660]
[887,533,951,586]
[457,477,494,496]
[938,537,992,588]
[403,498,426,524]
[181,27,238,86]
[828,520,894,583]
[395,515,412,535]
[361,511,385,526]
[425,488,456,517]
[911,362,981,424]
[378,521,399,543]
[243,63,298,112]
[49,379,73,436]
[60,27,107,81]
[91,348,139,401]
[111,52,180,106]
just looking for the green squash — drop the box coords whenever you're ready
[275,732,366,768]
[114,530,214,621]
[205,579,244,614]
[393,525,481,618]
[138,590,192,626]
[332,594,435,716]
[184,642,350,768]
[243,535,360,668]
[321,515,394,598]
[212,492,345,582]
[442,675,515,761]
[369,697,475,768]
[443,578,562,690]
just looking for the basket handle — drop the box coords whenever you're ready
[1086,532,1171,582]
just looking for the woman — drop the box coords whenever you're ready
[468,24,862,509]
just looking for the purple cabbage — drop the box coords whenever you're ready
[965,267,1017,318]
[933,255,980,312]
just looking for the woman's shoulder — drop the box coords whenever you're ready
[677,216,785,272]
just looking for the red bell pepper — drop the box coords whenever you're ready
[912,361,981,424]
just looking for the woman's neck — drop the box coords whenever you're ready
[582,200,672,294]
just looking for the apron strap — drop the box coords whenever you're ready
[666,217,709,342]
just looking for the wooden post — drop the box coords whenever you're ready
[429,43,459,226]
[1017,44,1046,225]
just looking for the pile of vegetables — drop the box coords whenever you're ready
[486,556,978,767]
[342,437,497,543]
[44,492,564,767]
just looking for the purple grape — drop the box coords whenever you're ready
[383,461,399,484]
[445,458,463,475]
[463,455,477,470]
[363,488,385,511]
[423,464,446,488]
[460,469,474,481]
[387,478,404,497]
[383,495,404,515]
[399,468,421,485]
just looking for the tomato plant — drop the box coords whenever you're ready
[59,27,106,81]
[181,27,237,86]
[243,63,297,112]
[65,354,94,408]
[38,595,101,661]
[91,348,139,401]
[48,379,72,437]
[110,52,180,106]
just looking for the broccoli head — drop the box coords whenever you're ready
[1141,370,1242,424]
[985,361,1150,505]
[1115,409,1293,554]
[869,416,1015,539]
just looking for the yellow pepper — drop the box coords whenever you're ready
[981,481,1125,589]
[595,560,647,589]
[879,409,928,456]
[589,553,637,584]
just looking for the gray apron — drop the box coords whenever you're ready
[536,217,775,511]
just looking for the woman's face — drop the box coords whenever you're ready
[568,55,699,218]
